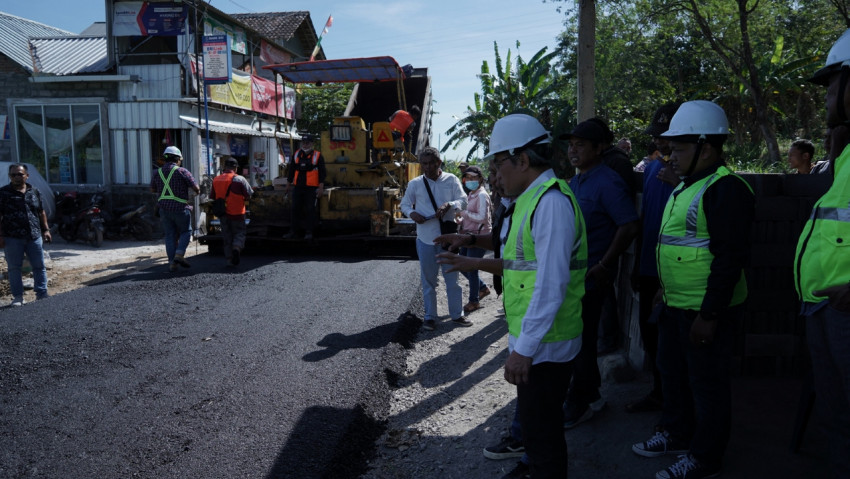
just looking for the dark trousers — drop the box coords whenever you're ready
[638,276,662,399]
[518,360,572,479]
[291,186,317,234]
[806,305,850,479]
[567,285,607,408]
[657,305,738,470]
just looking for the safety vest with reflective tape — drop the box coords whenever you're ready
[656,165,751,310]
[795,144,850,303]
[293,150,321,187]
[158,165,187,204]
[503,178,586,342]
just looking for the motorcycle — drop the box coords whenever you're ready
[54,191,105,247]
[102,203,155,241]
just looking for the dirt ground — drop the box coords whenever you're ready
[0,238,206,303]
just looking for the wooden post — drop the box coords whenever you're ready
[577,0,596,122]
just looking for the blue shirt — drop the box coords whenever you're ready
[639,158,675,277]
[569,163,639,272]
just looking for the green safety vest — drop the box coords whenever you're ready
[656,165,752,310]
[158,165,187,204]
[502,178,586,342]
[795,144,850,303]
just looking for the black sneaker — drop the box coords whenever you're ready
[451,316,473,327]
[656,454,720,479]
[483,437,525,460]
[633,430,689,458]
[232,248,241,265]
[500,461,530,479]
[422,320,435,331]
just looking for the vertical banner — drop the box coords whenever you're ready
[202,34,231,84]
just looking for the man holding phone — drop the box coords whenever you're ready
[0,163,52,306]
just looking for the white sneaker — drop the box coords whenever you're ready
[10,299,24,307]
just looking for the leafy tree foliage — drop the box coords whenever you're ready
[442,42,565,160]
[296,84,354,137]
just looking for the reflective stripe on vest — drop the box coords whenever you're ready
[794,143,850,303]
[656,165,751,310]
[158,166,187,204]
[293,150,320,187]
[502,178,586,343]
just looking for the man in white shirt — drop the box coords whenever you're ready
[400,146,468,331]
[436,114,587,478]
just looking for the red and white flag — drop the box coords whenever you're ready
[310,15,333,61]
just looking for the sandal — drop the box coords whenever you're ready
[479,286,491,300]
[463,302,481,313]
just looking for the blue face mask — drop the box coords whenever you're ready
[465,180,480,190]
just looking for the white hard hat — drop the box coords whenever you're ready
[810,28,850,85]
[660,100,729,139]
[487,114,550,159]
[163,146,183,157]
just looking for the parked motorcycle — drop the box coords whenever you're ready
[54,191,105,247]
[102,203,155,241]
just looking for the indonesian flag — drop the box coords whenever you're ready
[309,15,333,61]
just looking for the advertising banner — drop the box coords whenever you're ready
[208,72,252,110]
[251,76,296,119]
[112,2,187,36]
[203,17,247,54]
[202,34,231,84]
[259,40,291,64]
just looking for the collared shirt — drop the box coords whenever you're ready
[151,163,198,212]
[0,183,44,240]
[400,172,467,243]
[569,163,639,268]
[505,169,582,364]
[639,158,675,277]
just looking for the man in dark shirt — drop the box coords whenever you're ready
[285,134,326,240]
[0,164,52,306]
[631,100,754,479]
[150,146,200,272]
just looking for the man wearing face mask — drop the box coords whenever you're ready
[285,134,326,240]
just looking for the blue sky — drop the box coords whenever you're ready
[3,0,569,161]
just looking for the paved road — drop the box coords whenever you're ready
[0,251,421,478]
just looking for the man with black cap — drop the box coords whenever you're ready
[794,28,850,478]
[631,100,754,479]
[212,158,253,266]
[285,134,326,239]
[562,119,640,428]
[625,101,681,414]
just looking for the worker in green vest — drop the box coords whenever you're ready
[630,101,754,479]
[436,113,587,478]
[794,28,850,478]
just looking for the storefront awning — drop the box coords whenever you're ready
[180,116,299,139]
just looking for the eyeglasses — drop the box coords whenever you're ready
[494,154,519,169]
[9,173,25,177]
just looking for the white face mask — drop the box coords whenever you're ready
[465,180,480,190]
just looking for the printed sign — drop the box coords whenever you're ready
[202,34,232,84]
[204,17,247,54]
[112,2,187,36]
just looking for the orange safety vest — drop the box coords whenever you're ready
[212,172,246,216]
[293,150,321,187]
[390,110,415,136]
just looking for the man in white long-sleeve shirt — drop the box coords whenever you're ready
[436,114,587,478]
[400,146,468,331]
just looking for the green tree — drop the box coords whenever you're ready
[442,42,564,160]
[297,84,354,136]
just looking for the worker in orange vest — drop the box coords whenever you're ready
[285,133,326,240]
[212,158,253,266]
[390,105,421,148]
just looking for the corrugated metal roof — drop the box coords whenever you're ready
[265,57,404,84]
[0,11,74,72]
[30,36,108,75]
[181,116,298,139]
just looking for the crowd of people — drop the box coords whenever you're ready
[401,29,850,479]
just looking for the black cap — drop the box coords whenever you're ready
[645,102,682,137]
[463,165,483,177]
[559,120,608,144]
[301,133,316,142]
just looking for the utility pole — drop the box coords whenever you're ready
[577,0,596,122]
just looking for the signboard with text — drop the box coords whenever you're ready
[112,2,187,36]
[202,34,232,85]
